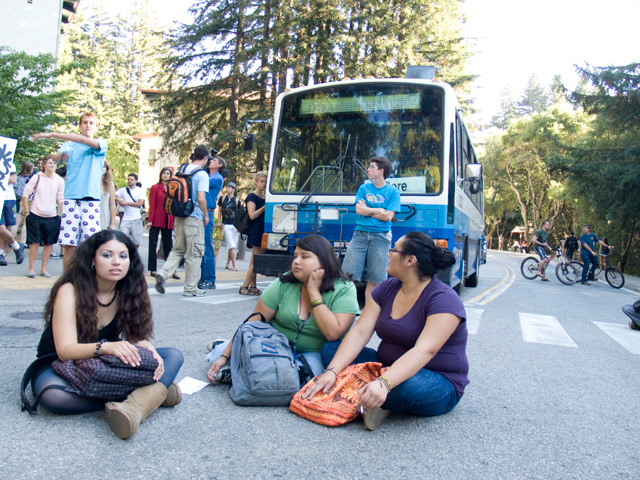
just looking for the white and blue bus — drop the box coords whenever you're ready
[247,67,484,292]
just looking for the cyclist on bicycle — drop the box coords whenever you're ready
[532,220,554,281]
[579,224,611,285]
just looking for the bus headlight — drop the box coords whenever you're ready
[266,233,288,251]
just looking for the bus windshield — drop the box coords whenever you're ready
[270,82,445,196]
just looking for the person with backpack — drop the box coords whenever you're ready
[564,232,578,261]
[115,173,145,248]
[217,181,240,271]
[205,235,359,389]
[155,145,210,297]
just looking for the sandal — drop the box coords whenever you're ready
[27,272,36,278]
[540,277,550,282]
[249,287,262,295]
[239,287,261,296]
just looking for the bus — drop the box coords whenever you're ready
[245,66,484,292]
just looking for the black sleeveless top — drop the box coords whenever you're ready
[36,318,121,358]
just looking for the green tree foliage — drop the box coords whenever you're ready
[563,63,640,271]
[516,74,549,116]
[160,0,473,179]
[54,0,168,186]
[490,85,518,130]
[0,48,74,166]
[483,106,588,245]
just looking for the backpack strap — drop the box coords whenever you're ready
[297,354,315,384]
[242,312,267,324]
[21,353,58,413]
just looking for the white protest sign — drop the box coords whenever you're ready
[0,136,18,215]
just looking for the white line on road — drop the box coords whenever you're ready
[593,322,640,354]
[519,312,578,347]
[464,307,484,334]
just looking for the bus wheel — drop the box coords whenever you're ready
[466,245,480,287]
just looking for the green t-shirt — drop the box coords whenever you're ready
[260,277,360,353]
[534,228,549,245]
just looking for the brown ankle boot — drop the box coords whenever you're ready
[161,382,182,407]
[105,382,168,439]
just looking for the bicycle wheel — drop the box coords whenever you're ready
[555,263,578,285]
[570,261,583,280]
[520,257,540,280]
[605,267,625,289]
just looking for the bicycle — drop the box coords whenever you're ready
[520,246,578,285]
[571,247,625,289]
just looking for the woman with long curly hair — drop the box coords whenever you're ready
[99,161,117,230]
[31,230,183,438]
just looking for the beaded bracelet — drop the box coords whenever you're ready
[378,375,392,393]
[310,298,325,308]
[95,339,106,357]
[324,367,337,377]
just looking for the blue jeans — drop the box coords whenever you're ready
[581,251,598,282]
[200,211,216,283]
[32,347,184,415]
[321,340,461,417]
[341,230,391,284]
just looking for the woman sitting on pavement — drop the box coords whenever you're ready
[31,229,184,438]
[303,231,469,430]
[206,234,360,384]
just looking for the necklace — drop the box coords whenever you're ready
[97,290,118,308]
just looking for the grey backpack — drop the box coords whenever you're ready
[228,313,300,406]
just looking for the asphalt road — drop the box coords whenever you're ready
[1,241,639,479]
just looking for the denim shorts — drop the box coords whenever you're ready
[0,200,16,227]
[533,245,548,260]
[341,230,391,284]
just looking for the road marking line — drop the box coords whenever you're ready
[519,313,578,347]
[465,259,515,306]
[182,294,260,305]
[464,307,483,334]
[593,322,640,354]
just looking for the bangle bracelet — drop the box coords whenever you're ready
[220,354,229,361]
[310,298,325,308]
[378,376,392,392]
[324,367,337,377]
[95,339,106,357]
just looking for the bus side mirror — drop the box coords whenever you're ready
[244,134,254,151]
[465,163,482,194]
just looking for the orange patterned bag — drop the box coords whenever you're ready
[289,362,387,426]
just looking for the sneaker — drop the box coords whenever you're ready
[214,366,232,385]
[155,274,166,294]
[363,408,391,431]
[50,252,59,258]
[183,290,206,297]
[206,339,226,353]
[198,281,216,290]
[0,254,7,266]
[14,243,25,265]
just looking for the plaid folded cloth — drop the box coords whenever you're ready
[52,346,158,398]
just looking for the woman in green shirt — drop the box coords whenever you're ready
[206,235,359,384]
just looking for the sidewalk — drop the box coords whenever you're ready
[0,232,257,290]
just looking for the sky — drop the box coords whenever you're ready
[106,0,640,125]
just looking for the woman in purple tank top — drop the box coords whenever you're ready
[303,231,469,430]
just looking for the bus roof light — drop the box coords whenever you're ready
[405,66,436,80]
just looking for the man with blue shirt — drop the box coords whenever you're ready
[579,223,611,285]
[342,156,401,303]
[33,112,107,270]
[155,145,210,297]
[198,156,226,290]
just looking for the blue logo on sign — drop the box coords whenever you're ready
[261,342,277,354]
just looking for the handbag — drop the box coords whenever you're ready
[51,346,158,398]
[289,362,388,426]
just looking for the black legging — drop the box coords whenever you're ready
[148,227,173,273]
[31,347,183,415]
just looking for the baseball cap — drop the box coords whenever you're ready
[227,181,237,190]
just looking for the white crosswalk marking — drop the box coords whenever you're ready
[464,306,483,335]
[519,313,578,347]
[593,322,640,354]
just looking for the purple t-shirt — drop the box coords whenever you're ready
[372,277,469,396]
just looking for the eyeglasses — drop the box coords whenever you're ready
[389,248,403,255]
